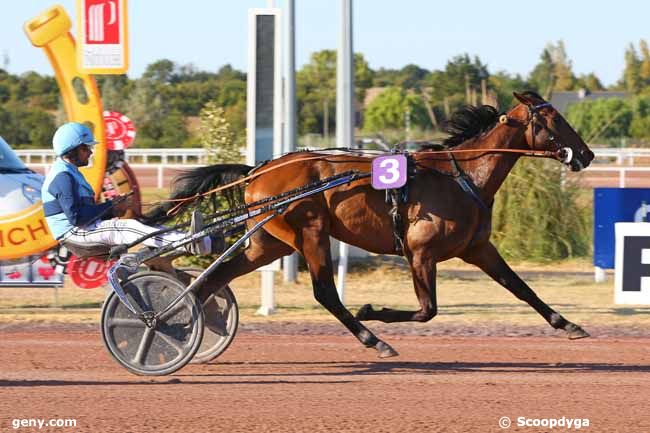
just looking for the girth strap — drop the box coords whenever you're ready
[385,154,416,255]
[387,189,406,254]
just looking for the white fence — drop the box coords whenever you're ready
[580,166,650,188]
[27,163,203,189]
[16,148,209,164]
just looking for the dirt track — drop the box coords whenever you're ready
[1,323,650,433]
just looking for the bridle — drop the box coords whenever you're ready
[511,101,574,165]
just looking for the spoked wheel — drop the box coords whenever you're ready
[178,269,239,364]
[100,271,204,376]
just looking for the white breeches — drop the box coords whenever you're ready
[63,218,188,250]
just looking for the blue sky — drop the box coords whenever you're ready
[1,1,648,86]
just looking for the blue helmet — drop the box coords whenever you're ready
[52,122,98,156]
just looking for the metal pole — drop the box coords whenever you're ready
[336,0,354,303]
[283,0,298,283]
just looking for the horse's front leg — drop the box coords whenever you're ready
[462,242,589,339]
[357,248,438,323]
[300,224,398,358]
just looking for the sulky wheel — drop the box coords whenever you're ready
[178,268,239,364]
[101,271,204,376]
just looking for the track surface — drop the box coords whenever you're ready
[1,324,650,433]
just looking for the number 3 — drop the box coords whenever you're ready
[379,158,400,184]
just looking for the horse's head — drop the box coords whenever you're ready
[511,91,594,172]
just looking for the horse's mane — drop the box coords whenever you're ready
[442,104,500,147]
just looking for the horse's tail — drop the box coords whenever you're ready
[142,163,252,224]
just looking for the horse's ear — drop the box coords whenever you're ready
[513,92,531,105]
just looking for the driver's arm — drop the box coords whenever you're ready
[47,172,114,226]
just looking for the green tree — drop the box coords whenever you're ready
[566,98,633,142]
[528,41,576,95]
[622,43,642,93]
[628,96,650,140]
[126,78,189,147]
[198,101,243,163]
[387,64,430,89]
[142,59,177,85]
[639,39,650,85]
[98,74,129,112]
[550,40,575,91]
[363,86,427,132]
[373,68,401,87]
[428,54,489,100]
[354,53,374,103]
[0,101,54,147]
[574,73,605,91]
[297,50,336,136]
[528,49,555,96]
[489,71,527,109]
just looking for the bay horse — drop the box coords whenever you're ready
[147,91,594,358]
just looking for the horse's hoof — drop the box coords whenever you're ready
[356,304,374,321]
[376,341,399,358]
[566,323,590,340]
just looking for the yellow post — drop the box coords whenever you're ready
[24,5,107,197]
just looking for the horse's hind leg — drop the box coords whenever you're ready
[357,248,438,323]
[462,242,589,339]
[298,221,398,358]
[197,228,293,301]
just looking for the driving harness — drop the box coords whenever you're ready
[385,150,492,255]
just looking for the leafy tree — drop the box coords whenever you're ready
[297,50,336,136]
[363,86,427,132]
[628,96,650,140]
[98,75,129,112]
[528,49,555,96]
[373,68,401,87]
[0,82,10,104]
[199,101,243,163]
[489,71,527,110]
[15,72,58,109]
[142,59,176,85]
[566,98,633,142]
[0,101,54,147]
[639,39,650,85]
[428,54,489,101]
[528,41,576,95]
[354,53,374,102]
[126,78,189,147]
[622,43,642,93]
[26,109,56,146]
[574,73,605,91]
[550,40,575,91]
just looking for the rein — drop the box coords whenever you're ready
[155,101,570,214]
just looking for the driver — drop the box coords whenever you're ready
[41,122,214,255]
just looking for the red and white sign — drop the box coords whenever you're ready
[103,111,136,150]
[77,0,129,74]
[68,256,114,289]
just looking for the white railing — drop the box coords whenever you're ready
[14,146,650,166]
[15,148,209,164]
[27,163,203,189]
[581,166,650,188]
[589,147,650,165]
